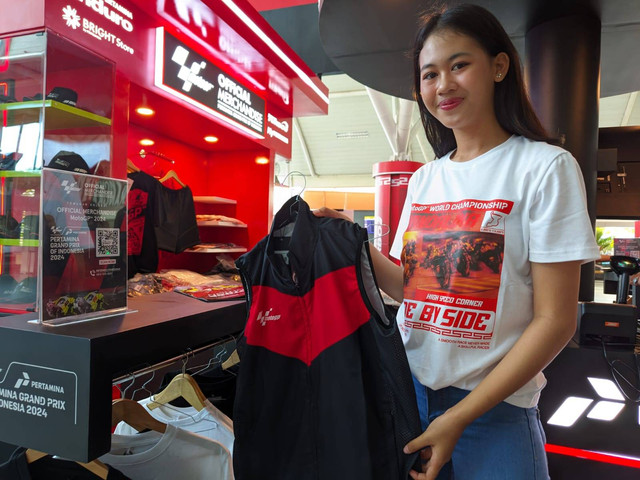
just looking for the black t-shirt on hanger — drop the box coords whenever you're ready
[0,447,131,479]
[127,171,160,278]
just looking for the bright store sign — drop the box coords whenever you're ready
[155,28,265,138]
[60,0,135,55]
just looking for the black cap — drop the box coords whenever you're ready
[9,276,37,304]
[23,93,43,102]
[0,274,17,296]
[0,214,19,239]
[0,152,22,171]
[0,93,17,104]
[48,150,90,174]
[46,87,78,106]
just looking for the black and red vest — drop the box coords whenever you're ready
[234,197,421,480]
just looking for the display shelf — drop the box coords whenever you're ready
[0,171,41,178]
[0,100,111,129]
[196,220,247,228]
[0,238,39,247]
[192,196,237,205]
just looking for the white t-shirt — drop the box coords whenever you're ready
[114,396,234,453]
[390,135,600,408]
[100,424,233,480]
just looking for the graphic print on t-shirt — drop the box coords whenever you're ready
[401,199,513,349]
[128,188,148,256]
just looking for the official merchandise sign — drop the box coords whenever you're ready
[40,169,127,324]
[155,28,266,138]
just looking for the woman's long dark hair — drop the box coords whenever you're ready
[413,4,556,158]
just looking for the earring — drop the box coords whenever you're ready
[496,73,503,80]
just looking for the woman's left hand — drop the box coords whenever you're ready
[403,409,467,480]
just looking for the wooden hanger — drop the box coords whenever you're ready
[222,349,240,370]
[25,448,109,479]
[148,373,207,412]
[25,449,47,463]
[111,398,167,433]
[127,158,141,173]
[158,170,186,187]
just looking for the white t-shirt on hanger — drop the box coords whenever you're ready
[114,396,234,452]
[100,424,232,480]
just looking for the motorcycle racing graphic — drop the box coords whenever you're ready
[401,199,512,349]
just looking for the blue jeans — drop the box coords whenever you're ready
[412,376,550,480]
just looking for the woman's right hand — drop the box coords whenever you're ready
[312,207,353,222]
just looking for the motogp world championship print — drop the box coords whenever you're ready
[400,199,513,350]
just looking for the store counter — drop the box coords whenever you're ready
[0,292,246,462]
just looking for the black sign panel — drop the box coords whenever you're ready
[160,31,265,134]
[0,361,77,426]
[0,328,96,461]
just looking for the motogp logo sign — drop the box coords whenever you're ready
[171,46,214,93]
[547,377,636,427]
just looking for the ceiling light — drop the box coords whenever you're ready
[336,131,369,139]
[586,401,625,421]
[139,138,155,146]
[204,136,219,143]
[255,156,269,165]
[587,377,625,401]
[136,106,155,116]
[547,397,593,427]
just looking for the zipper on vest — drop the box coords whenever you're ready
[291,265,317,473]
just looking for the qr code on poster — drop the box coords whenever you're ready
[96,228,120,257]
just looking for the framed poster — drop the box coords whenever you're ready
[40,169,127,324]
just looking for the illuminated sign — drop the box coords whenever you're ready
[58,1,135,55]
[547,377,632,427]
[75,0,134,32]
[157,0,329,106]
[268,69,290,106]
[266,113,289,146]
[155,29,265,137]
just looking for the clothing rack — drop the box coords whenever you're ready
[112,335,236,386]
[138,149,176,164]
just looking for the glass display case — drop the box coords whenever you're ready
[0,30,116,318]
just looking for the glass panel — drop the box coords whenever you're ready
[0,29,115,318]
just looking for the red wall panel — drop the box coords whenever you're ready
[247,0,318,11]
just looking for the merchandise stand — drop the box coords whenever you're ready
[0,293,245,462]
[0,0,328,464]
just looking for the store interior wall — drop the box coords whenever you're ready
[126,124,273,273]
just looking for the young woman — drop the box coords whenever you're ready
[318,3,599,479]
